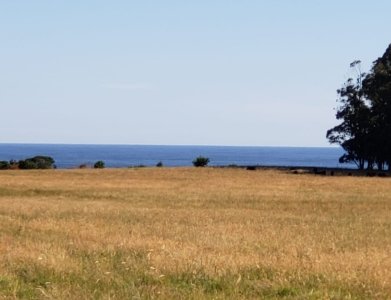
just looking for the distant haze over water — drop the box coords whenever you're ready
[0,144,354,169]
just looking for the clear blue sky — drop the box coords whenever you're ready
[1,1,390,146]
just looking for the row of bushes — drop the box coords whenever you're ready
[0,156,211,170]
[92,157,210,169]
[0,156,56,170]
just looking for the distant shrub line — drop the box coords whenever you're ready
[0,156,56,170]
[0,156,212,169]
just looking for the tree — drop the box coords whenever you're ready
[363,44,391,170]
[327,43,391,170]
[326,61,372,170]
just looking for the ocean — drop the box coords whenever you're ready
[0,144,354,169]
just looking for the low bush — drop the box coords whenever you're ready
[0,161,10,170]
[156,161,163,167]
[128,164,146,169]
[192,156,210,167]
[18,156,55,169]
[227,164,239,168]
[94,161,105,169]
[9,160,19,170]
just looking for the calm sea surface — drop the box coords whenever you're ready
[0,144,354,169]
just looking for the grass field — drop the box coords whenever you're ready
[0,168,390,299]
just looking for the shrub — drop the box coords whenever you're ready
[192,156,210,167]
[227,164,239,168]
[18,159,37,169]
[128,164,146,169]
[94,161,105,169]
[0,161,10,170]
[18,156,55,169]
[156,161,163,167]
[34,156,55,169]
[9,160,19,169]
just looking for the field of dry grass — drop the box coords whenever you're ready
[0,168,390,299]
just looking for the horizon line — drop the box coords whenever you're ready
[0,142,338,148]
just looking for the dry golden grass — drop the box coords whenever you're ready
[0,168,390,299]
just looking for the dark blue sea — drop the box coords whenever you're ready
[0,144,354,169]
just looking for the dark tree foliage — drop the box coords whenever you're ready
[327,44,391,170]
[326,61,372,169]
[192,156,210,167]
[0,161,10,170]
[363,44,391,170]
[18,156,55,169]
[94,160,105,169]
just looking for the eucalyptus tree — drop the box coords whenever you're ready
[363,44,391,170]
[327,44,391,170]
[327,61,372,169]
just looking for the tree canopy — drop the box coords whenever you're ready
[327,44,391,170]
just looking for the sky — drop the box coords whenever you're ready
[0,1,390,147]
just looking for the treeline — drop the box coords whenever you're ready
[0,156,55,170]
[327,43,391,170]
[0,156,212,170]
